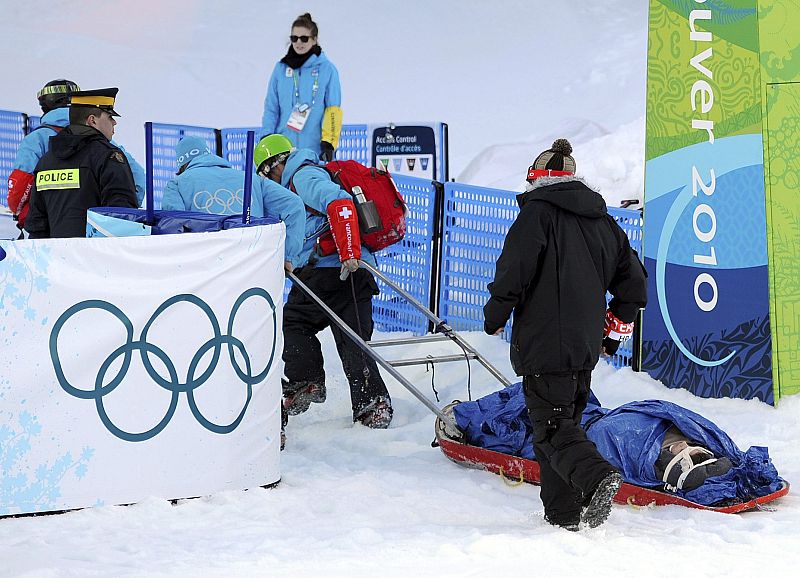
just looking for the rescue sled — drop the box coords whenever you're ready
[434,403,790,514]
[291,261,789,514]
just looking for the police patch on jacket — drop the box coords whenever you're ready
[111,151,126,163]
[36,168,80,190]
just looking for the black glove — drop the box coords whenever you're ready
[602,336,621,356]
[320,141,335,162]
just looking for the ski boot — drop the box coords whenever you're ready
[282,379,326,416]
[355,396,393,429]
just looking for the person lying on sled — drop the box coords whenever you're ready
[451,382,784,507]
[655,426,733,492]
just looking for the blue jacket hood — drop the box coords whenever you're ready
[282,149,320,187]
[40,107,70,127]
[184,153,234,173]
[299,51,330,69]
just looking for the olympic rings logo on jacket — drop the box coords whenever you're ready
[192,187,244,214]
[48,288,277,442]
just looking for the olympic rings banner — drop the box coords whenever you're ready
[0,224,285,516]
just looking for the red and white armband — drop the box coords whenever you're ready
[7,169,35,226]
[603,309,634,342]
[326,198,362,262]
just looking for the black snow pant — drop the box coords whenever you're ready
[522,371,616,525]
[283,266,390,419]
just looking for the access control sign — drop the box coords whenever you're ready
[370,123,447,182]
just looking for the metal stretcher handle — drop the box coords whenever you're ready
[287,269,461,434]
[358,260,512,388]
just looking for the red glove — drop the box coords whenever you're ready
[7,169,35,229]
[326,198,361,262]
[602,310,633,355]
[603,309,634,341]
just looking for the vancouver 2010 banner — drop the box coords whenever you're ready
[643,0,800,404]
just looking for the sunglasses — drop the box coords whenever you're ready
[290,35,312,43]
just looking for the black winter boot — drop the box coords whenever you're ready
[283,379,327,416]
[545,513,581,532]
[355,397,393,429]
[581,472,622,529]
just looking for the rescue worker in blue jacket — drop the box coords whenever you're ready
[261,12,342,162]
[7,79,146,235]
[254,133,392,434]
[161,136,306,270]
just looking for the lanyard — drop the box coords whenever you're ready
[293,68,319,107]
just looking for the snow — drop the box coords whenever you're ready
[1,1,798,576]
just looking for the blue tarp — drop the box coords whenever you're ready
[452,383,783,506]
[88,207,279,235]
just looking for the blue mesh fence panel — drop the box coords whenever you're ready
[371,175,437,334]
[150,123,217,208]
[0,110,27,208]
[438,181,642,369]
[335,124,369,164]
[605,206,644,368]
[221,124,371,171]
[608,206,643,254]
[27,115,41,132]
[220,127,260,171]
[439,182,518,335]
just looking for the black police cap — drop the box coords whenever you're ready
[70,87,121,117]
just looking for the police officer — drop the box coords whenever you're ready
[25,87,138,239]
[6,80,147,237]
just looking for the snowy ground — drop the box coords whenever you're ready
[2,329,799,577]
[2,1,799,576]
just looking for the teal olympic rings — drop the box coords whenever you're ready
[49,288,277,442]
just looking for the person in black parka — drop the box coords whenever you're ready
[483,139,647,530]
[25,87,138,239]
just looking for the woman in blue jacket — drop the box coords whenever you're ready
[261,13,342,162]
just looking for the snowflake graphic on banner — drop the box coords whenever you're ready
[0,242,52,325]
[0,242,96,515]
[0,410,95,516]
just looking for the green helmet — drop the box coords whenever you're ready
[254,134,293,172]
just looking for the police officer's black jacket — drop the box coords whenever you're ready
[483,177,647,375]
[25,124,138,238]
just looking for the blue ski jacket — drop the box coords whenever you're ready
[162,153,306,267]
[453,383,783,506]
[281,149,376,270]
[261,51,341,155]
[13,107,146,205]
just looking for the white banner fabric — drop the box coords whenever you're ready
[0,224,285,516]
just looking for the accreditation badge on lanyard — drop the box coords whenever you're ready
[286,67,319,132]
[287,103,310,132]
